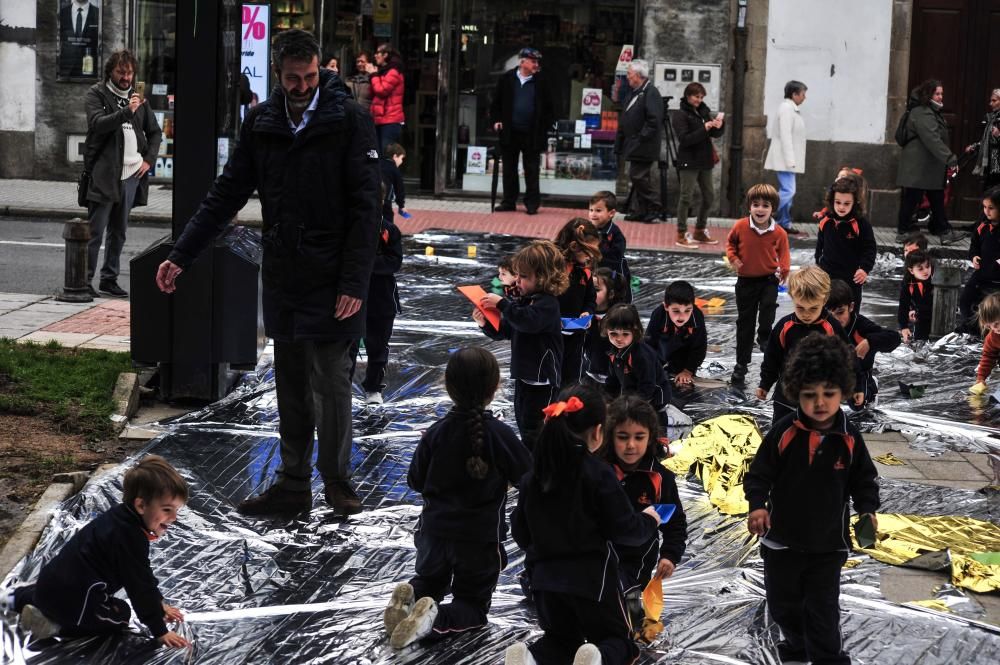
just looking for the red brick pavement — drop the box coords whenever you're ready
[396,207,731,254]
[42,300,130,336]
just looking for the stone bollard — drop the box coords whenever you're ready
[56,217,93,303]
[930,260,962,339]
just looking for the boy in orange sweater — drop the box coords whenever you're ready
[727,184,791,384]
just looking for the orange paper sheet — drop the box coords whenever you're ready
[457,285,501,330]
[695,297,726,309]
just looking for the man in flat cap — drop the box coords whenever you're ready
[490,47,554,215]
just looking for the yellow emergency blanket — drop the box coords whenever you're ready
[663,414,760,515]
[852,513,1000,592]
[873,453,907,466]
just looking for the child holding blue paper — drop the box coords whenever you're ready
[553,218,601,386]
[603,395,687,634]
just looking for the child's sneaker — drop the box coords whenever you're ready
[505,642,538,665]
[20,604,60,639]
[365,391,384,406]
[388,596,437,648]
[383,582,414,635]
[573,643,602,665]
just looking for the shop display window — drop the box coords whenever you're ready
[133,0,177,180]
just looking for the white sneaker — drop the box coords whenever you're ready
[505,642,538,665]
[365,391,383,406]
[383,582,414,635]
[573,643,602,665]
[20,605,60,639]
[389,596,437,648]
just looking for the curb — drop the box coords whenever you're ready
[0,480,78,580]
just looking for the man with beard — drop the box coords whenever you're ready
[83,49,161,298]
[154,29,380,516]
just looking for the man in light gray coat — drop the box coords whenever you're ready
[764,80,807,236]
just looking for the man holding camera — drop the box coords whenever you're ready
[83,49,161,298]
[616,59,663,223]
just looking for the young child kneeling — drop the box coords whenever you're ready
[385,347,532,648]
[2,455,190,648]
[745,334,880,665]
[506,385,661,665]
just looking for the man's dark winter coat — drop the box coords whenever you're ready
[489,68,555,152]
[615,79,663,162]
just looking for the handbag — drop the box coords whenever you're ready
[711,145,721,165]
[77,170,91,208]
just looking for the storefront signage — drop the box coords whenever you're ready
[241,4,270,116]
[581,87,602,115]
[58,0,102,80]
[374,0,392,23]
[466,146,487,174]
[615,45,634,74]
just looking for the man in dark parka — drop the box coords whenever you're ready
[155,29,380,516]
[615,59,663,222]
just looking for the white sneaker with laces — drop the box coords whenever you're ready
[365,391,383,406]
[389,596,438,648]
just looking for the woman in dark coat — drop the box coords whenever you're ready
[965,88,1000,195]
[673,82,724,247]
[895,79,961,244]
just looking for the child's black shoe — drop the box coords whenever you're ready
[731,364,748,384]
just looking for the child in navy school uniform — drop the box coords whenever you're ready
[492,254,519,297]
[603,303,672,429]
[351,207,403,405]
[2,456,190,648]
[745,334,880,665]
[814,176,877,312]
[384,347,532,648]
[583,268,628,395]
[589,190,632,303]
[506,384,662,665]
[380,142,407,223]
[959,189,1000,333]
[553,218,601,386]
[756,267,864,425]
[898,249,934,342]
[644,280,708,391]
[827,280,901,409]
[476,240,566,450]
[603,395,687,636]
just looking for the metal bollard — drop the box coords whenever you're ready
[930,260,962,339]
[56,217,93,303]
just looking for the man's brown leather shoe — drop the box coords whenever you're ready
[325,480,363,515]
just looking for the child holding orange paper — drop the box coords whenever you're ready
[474,240,567,450]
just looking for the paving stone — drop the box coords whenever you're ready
[0,328,32,339]
[20,301,96,315]
[79,335,130,351]
[960,452,999,483]
[873,460,927,480]
[906,459,990,482]
[17,331,97,347]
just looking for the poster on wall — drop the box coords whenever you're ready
[58,0,102,80]
[466,146,487,174]
[580,88,602,116]
[241,4,270,119]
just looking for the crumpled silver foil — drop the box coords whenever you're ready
[2,233,999,664]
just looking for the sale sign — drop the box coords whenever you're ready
[581,88,602,115]
[241,4,270,117]
[466,146,487,174]
[615,44,634,73]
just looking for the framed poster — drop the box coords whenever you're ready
[58,0,102,80]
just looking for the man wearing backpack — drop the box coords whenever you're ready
[895,79,962,244]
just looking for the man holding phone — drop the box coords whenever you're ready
[82,49,161,298]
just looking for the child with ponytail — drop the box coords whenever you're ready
[506,385,662,665]
[553,218,601,386]
[384,347,532,648]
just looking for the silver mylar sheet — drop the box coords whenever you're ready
[2,233,998,664]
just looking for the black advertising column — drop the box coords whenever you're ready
[130,0,263,401]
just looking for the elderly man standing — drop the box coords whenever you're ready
[764,80,808,236]
[490,47,553,215]
[616,59,663,223]
[83,49,161,298]
[155,29,380,517]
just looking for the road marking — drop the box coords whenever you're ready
[0,240,63,248]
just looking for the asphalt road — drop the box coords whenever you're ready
[0,217,171,296]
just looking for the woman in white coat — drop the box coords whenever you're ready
[764,81,808,235]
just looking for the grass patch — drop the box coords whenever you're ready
[0,339,132,439]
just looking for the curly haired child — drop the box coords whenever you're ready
[745,333,879,665]
[476,240,567,449]
[385,346,532,648]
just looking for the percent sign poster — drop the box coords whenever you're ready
[241,4,270,119]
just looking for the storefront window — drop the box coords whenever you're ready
[451,2,635,196]
[133,0,177,180]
